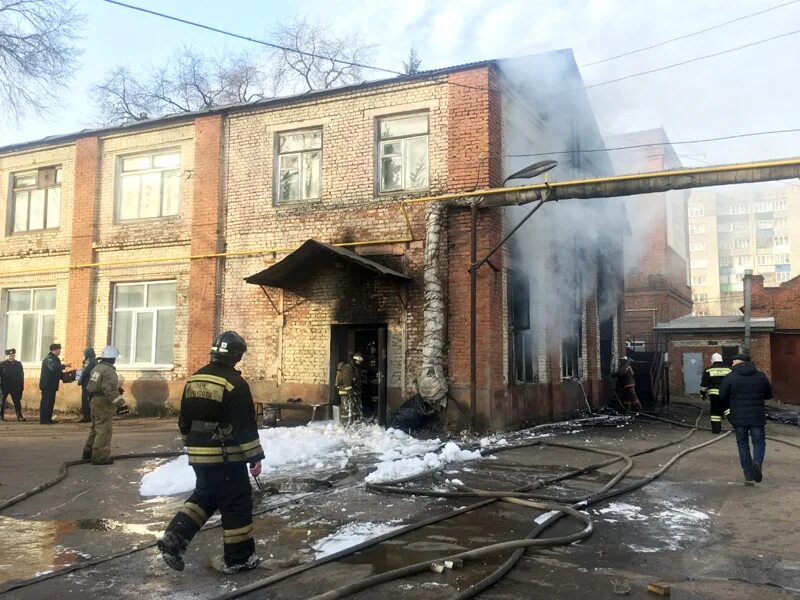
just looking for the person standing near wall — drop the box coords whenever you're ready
[700,352,732,434]
[78,347,97,423]
[613,356,641,413]
[719,353,772,485]
[0,349,25,421]
[335,352,364,426]
[82,346,129,464]
[39,343,70,424]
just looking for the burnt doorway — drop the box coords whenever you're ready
[330,324,388,425]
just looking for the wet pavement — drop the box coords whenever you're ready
[1,404,799,599]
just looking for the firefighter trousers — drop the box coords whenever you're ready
[339,389,362,426]
[709,393,725,434]
[166,464,255,566]
[83,398,116,463]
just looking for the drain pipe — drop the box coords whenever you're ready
[470,201,479,430]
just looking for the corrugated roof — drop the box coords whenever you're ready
[654,315,775,332]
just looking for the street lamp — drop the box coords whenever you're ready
[469,159,559,431]
[502,160,558,186]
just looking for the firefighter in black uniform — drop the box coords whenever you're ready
[158,331,265,573]
[700,352,732,434]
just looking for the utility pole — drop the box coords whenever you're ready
[743,269,753,355]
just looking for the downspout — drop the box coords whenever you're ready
[418,202,448,407]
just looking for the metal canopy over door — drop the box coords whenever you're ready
[683,352,703,394]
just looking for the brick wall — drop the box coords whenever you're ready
[751,274,800,330]
[187,115,223,372]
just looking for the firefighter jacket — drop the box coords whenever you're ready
[613,364,635,391]
[699,362,731,398]
[85,361,125,407]
[179,363,265,467]
[0,359,24,394]
[39,352,65,391]
[335,361,361,395]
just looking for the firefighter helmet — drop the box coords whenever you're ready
[711,352,723,363]
[352,352,364,363]
[210,331,247,366]
[98,345,121,360]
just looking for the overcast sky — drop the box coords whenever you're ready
[2,0,799,169]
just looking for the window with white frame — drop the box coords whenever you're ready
[733,238,749,250]
[689,223,706,235]
[777,271,792,282]
[755,201,773,213]
[378,113,429,192]
[3,288,56,364]
[757,254,773,265]
[10,167,62,233]
[730,203,747,215]
[276,129,322,203]
[689,206,704,217]
[775,200,788,211]
[117,151,181,221]
[691,276,707,286]
[112,281,176,367]
[777,253,791,264]
[719,256,733,267]
[774,236,789,246]
[690,240,706,251]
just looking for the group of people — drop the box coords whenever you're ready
[701,352,772,485]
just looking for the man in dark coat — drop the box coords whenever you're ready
[0,349,25,421]
[78,347,97,423]
[39,343,70,424]
[719,353,772,485]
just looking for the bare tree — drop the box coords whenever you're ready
[0,0,84,120]
[402,47,422,75]
[267,17,375,94]
[92,46,268,125]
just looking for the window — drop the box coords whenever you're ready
[10,167,62,233]
[693,293,708,303]
[778,271,792,282]
[730,203,747,215]
[3,288,56,363]
[112,281,176,367]
[719,256,733,267]
[736,256,750,267]
[690,241,706,251]
[774,218,788,228]
[508,271,537,384]
[378,113,429,192]
[691,276,707,286]
[777,253,790,264]
[775,200,787,211]
[689,206,704,217]
[733,238,749,250]
[276,129,322,203]
[689,224,706,235]
[757,254,773,266]
[774,236,789,246]
[755,201,774,213]
[117,151,181,221]
[757,221,774,230]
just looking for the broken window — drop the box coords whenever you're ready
[378,113,429,193]
[507,270,537,384]
[117,151,180,221]
[112,281,176,367]
[11,167,62,233]
[3,288,56,364]
[276,129,322,203]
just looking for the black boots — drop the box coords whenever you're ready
[158,531,188,572]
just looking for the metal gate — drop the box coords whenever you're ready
[683,352,703,394]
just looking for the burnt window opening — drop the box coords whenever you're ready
[597,247,618,376]
[562,243,583,380]
[508,270,538,384]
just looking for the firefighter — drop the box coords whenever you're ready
[700,352,732,434]
[82,346,129,464]
[335,352,364,426]
[158,331,264,574]
[613,356,641,412]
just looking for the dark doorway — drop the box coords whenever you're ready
[721,345,739,366]
[329,324,388,425]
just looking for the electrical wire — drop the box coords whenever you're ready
[580,0,800,67]
[582,28,800,92]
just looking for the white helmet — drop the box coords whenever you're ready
[711,352,723,363]
[99,345,121,359]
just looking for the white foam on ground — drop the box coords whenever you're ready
[139,422,441,497]
[312,522,400,558]
[365,441,482,484]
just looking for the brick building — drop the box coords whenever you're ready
[655,274,800,404]
[0,51,625,430]
[606,128,692,352]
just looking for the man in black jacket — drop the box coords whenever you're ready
[0,349,25,421]
[78,347,97,423]
[158,331,264,574]
[39,343,71,424]
[719,353,772,485]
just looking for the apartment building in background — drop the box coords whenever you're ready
[688,185,800,315]
[0,51,625,431]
